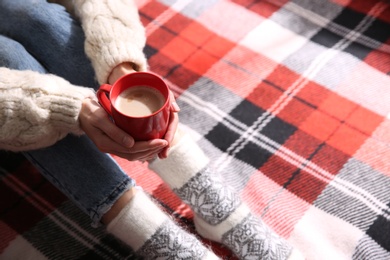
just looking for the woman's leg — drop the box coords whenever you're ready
[149,129,304,260]
[23,133,220,259]
[0,0,96,88]
[0,13,220,258]
[23,135,135,226]
[0,30,129,227]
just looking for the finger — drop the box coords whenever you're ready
[89,107,135,148]
[158,142,173,159]
[136,147,165,160]
[169,90,180,112]
[164,112,179,145]
[91,130,135,154]
[103,139,166,156]
[143,155,159,162]
[158,111,179,159]
[127,139,168,154]
[115,148,163,161]
[139,152,160,162]
[98,118,135,148]
[80,99,136,152]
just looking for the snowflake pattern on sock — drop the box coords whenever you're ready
[174,168,241,225]
[221,215,292,260]
[137,220,207,259]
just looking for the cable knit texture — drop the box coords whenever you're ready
[0,68,95,151]
[0,0,148,151]
[72,0,148,84]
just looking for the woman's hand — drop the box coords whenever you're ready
[79,97,169,161]
[108,62,137,84]
[158,90,180,159]
[82,62,180,161]
[108,62,181,159]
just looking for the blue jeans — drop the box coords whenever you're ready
[0,0,135,226]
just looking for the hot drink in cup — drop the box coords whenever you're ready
[115,86,165,117]
[97,72,171,141]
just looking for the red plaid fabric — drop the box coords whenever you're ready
[1,0,390,259]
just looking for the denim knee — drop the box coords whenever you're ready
[0,0,37,10]
[0,0,98,88]
[0,34,46,72]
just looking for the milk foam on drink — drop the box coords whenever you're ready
[115,86,165,117]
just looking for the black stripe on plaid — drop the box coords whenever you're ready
[311,3,389,60]
[205,99,297,169]
[367,200,390,253]
[23,201,138,260]
[314,158,390,230]
[352,234,390,260]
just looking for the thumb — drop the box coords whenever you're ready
[103,120,135,148]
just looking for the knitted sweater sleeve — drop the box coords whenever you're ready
[0,68,95,152]
[72,0,148,85]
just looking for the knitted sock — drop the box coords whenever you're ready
[149,134,301,260]
[106,190,220,260]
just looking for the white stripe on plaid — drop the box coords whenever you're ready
[315,158,390,228]
[145,0,192,36]
[196,1,264,43]
[290,206,363,259]
[285,2,390,52]
[178,83,390,221]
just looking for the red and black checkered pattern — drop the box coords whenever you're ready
[1,0,390,259]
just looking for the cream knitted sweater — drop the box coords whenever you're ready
[0,0,148,152]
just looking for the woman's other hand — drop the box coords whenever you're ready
[89,62,180,161]
[79,97,168,161]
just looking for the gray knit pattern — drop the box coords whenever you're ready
[174,167,241,225]
[174,167,292,260]
[137,220,207,259]
[222,215,292,260]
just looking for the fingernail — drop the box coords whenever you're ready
[172,101,180,111]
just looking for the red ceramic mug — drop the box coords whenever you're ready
[97,72,171,141]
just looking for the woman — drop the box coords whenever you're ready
[0,1,301,259]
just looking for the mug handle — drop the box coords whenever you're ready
[97,84,113,115]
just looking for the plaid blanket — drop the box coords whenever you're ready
[1,0,390,259]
